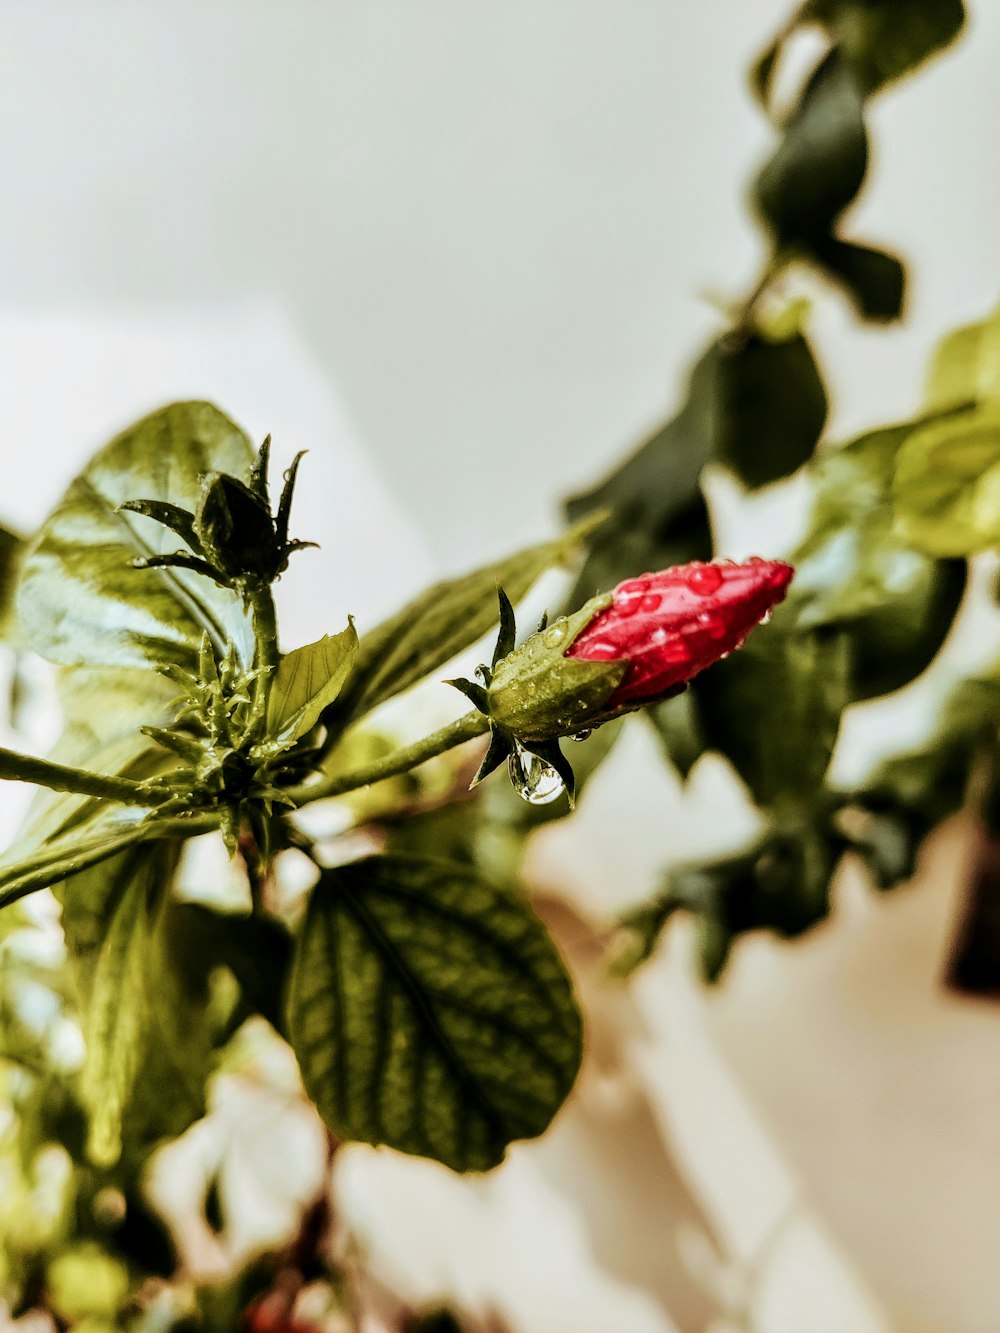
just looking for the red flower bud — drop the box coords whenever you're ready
[566,558,794,709]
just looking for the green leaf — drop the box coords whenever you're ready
[891,405,1000,555]
[0,815,153,912]
[288,855,582,1172]
[79,849,156,1166]
[712,329,828,488]
[791,419,967,698]
[814,238,905,322]
[336,523,597,723]
[266,622,359,748]
[16,402,256,672]
[924,306,1000,411]
[65,842,214,1167]
[692,613,851,807]
[647,688,705,781]
[753,48,867,247]
[807,0,965,92]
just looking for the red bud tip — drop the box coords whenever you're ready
[566,558,793,708]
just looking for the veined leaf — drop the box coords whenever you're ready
[0,815,153,912]
[892,405,1000,555]
[336,522,598,723]
[288,856,582,1172]
[16,401,255,672]
[266,622,358,748]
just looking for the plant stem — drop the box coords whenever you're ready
[0,748,170,806]
[287,709,490,806]
[249,583,280,672]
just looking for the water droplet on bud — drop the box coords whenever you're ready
[508,746,565,805]
[571,729,592,742]
[543,623,569,649]
[685,564,723,595]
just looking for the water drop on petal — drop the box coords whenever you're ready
[508,746,566,805]
[685,564,723,595]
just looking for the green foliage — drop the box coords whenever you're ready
[334,517,599,726]
[691,615,851,807]
[266,623,358,747]
[288,856,582,1171]
[892,406,1000,556]
[16,401,256,672]
[789,417,969,699]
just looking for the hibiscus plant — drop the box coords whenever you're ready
[1,0,994,1329]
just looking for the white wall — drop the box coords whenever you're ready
[1,1,996,567]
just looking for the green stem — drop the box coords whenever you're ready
[249,583,280,672]
[0,748,170,807]
[288,709,490,806]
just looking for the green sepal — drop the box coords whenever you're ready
[445,677,490,713]
[487,595,624,742]
[118,499,200,551]
[132,550,229,586]
[493,585,517,666]
[470,729,513,787]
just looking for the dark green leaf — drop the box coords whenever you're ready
[692,612,851,807]
[647,689,704,780]
[0,522,23,634]
[754,48,867,246]
[791,418,968,698]
[336,522,598,723]
[814,238,905,322]
[266,623,359,749]
[288,856,582,1172]
[16,402,255,672]
[807,0,965,92]
[713,330,828,488]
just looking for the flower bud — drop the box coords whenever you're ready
[487,558,793,742]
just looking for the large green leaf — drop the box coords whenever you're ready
[891,405,1000,556]
[335,524,596,723]
[692,612,851,808]
[807,0,965,92]
[72,844,214,1167]
[288,856,582,1172]
[753,48,867,247]
[266,623,358,748]
[791,419,967,698]
[16,401,255,672]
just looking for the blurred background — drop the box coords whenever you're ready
[1,3,999,1331]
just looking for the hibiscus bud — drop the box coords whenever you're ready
[567,558,794,711]
[486,558,793,742]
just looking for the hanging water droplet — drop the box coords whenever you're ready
[685,564,723,595]
[508,746,566,805]
[571,729,592,742]
[475,664,489,684]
